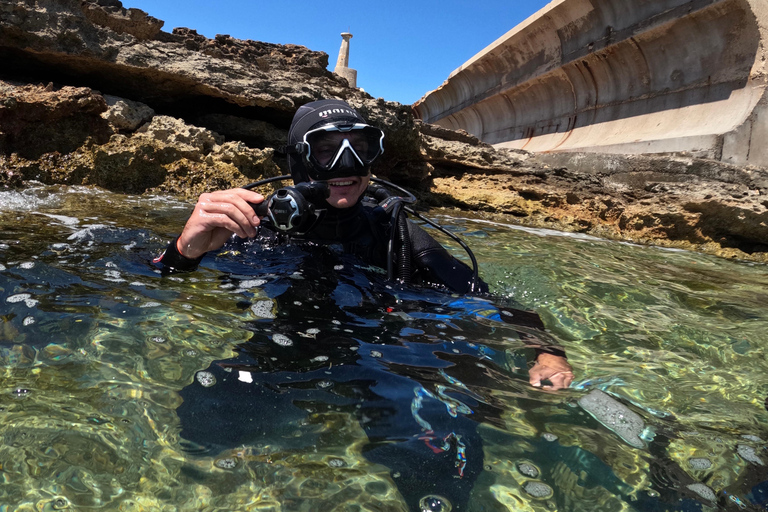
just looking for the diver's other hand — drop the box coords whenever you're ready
[529,353,573,390]
[177,188,264,259]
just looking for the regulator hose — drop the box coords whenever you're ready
[395,208,412,284]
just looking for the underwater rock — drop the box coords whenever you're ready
[272,333,293,347]
[736,444,765,466]
[686,483,716,502]
[195,371,216,387]
[250,300,276,319]
[523,481,554,499]
[517,461,539,478]
[688,458,713,470]
[578,389,646,449]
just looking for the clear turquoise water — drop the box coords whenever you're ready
[0,185,766,511]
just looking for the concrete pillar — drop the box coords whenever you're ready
[334,32,357,88]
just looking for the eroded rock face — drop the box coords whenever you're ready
[0,82,110,159]
[429,152,768,261]
[0,0,766,263]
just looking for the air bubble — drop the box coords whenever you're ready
[370,350,382,358]
[23,316,35,326]
[327,458,346,467]
[311,356,329,362]
[542,433,558,442]
[51,497,69,509]
[419,495,452,512]
[13,388,31,399]
[273,334,293,347]
[196,371,216,387]
[524,482,553,498]
[316,380,333,389]
[150,336,166,343]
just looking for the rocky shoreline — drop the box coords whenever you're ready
[1,0,767,262]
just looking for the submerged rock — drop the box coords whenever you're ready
[736,444,765,466]
[578,389,646,449]
[686,483,716,502]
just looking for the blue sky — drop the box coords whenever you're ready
[121,0,550,105]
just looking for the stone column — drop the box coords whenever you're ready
[333,32,357,88]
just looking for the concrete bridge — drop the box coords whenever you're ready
[413,0,768,167]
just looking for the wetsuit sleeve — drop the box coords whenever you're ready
[153,236,205,274]
[407,220,489,295]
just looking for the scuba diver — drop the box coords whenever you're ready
[155,99,574,509]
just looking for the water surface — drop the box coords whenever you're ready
[1,185,766,511]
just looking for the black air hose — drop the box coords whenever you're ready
[386,200,412,284]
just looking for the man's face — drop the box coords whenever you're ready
[317,173,370,209]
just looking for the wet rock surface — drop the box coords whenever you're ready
[1,0,766,262]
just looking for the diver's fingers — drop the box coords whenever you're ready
[528,363,546,387]
[544,371,574,390]
[195,190,263,233]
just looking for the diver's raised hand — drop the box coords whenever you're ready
[177,188,264,259]
[529,352,573,390]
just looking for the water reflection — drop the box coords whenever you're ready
[0,186,766,511]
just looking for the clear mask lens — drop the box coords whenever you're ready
[304,124,384,172]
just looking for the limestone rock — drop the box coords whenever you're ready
[102,95,155,131]
[136,116,222,155]
[0,81,110,159]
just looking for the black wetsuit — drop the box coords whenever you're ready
[155,201,519,510]
[156,199,487,295]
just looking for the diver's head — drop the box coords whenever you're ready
[286,99,384,197]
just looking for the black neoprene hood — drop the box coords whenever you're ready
[287,99,369,183]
